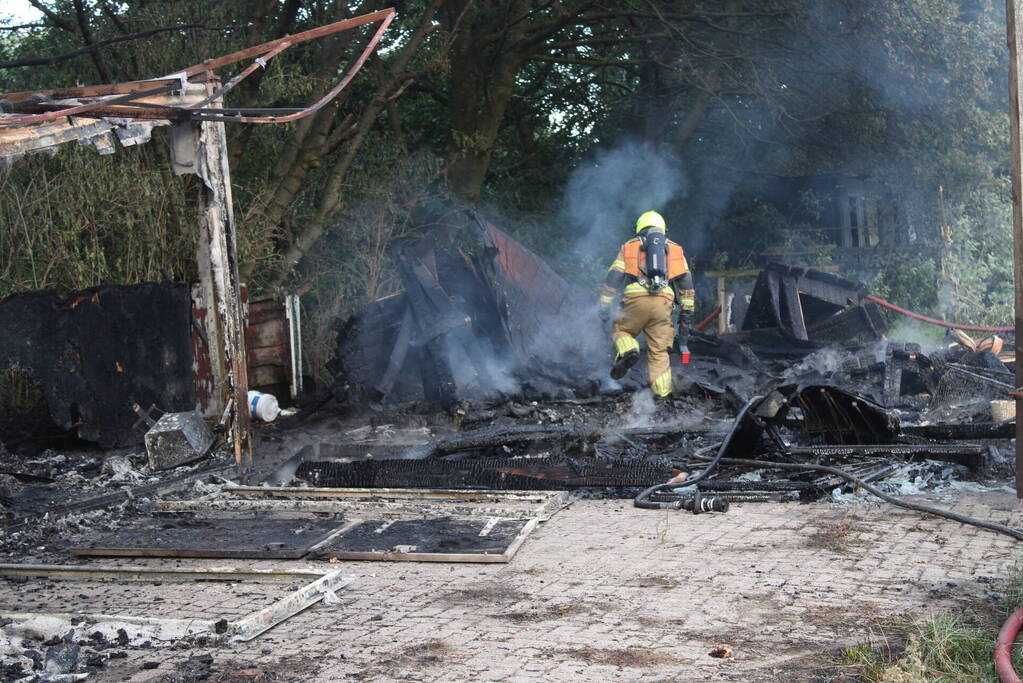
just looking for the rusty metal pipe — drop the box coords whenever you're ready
[190,9,395,124]
[188,41,292,110]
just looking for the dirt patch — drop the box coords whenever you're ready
[547,645,675,668]
[630,575,681,589]
[440,582,531,604]
[805,514,872,554]
[352,639,460,679]
[209,655,322,683]
[495,600,595,623]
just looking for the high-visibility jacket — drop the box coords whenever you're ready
[600,237,690,304]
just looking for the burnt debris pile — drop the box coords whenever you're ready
[334,210,608,407]
[294,231,1017,503]
[284,375,1011,508]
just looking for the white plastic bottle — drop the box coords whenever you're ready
[247,390,281,422]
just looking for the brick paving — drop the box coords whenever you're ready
[13,490,1023,682]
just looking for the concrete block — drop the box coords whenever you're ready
[144,411,214,470]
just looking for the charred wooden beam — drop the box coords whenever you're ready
[902,423,1015,440]
[739,263,886,348]
[294,457,673,490]
[787,444,987,469]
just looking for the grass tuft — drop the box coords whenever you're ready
[829,561,1023,682]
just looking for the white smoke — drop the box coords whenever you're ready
[560,140,690,259]
[614,389,658,429]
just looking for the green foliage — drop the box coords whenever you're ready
[945,181,1014,326]
[834,613,1006,682]
[838,641,899,681]
[910,613,997,681]
[0,140,196,295]
[871,254,940,314]
[834,566,1023,682]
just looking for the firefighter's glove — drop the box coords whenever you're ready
[599,305,611,324]
[677,321,691,365]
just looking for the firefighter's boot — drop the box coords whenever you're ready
[611,349,639,380]
[611,335,640,380]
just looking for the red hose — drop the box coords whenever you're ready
[694,307,721,332]
[865,295,1013,333]
[995,607,1023,682]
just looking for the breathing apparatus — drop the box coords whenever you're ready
[635,211,668,293]
[637,229,668,293]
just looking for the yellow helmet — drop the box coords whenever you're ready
[635,210,666,233]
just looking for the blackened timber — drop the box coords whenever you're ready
[373,304,414,401]
[0,283,194,447]
[72,517,343,559]
[805,301,886,344]
[787,444,987,468]
[779,272,808,341]
[401,423,720,460]
[403,424,598,459]
[740,263,886,346]
[902,422,1016,440]
[295,457,673,490]
[334,212,604,403]
[787,385,899,444]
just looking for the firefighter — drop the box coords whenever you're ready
[598,210,695,399]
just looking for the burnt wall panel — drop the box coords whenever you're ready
[0,282,194,447]
[245,297,292,395]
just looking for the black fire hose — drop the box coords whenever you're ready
[634,397,761,510]
[637,452,1023,543]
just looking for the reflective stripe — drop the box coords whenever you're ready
[614,335,639,357]
[599,294,614,305]
[624,282,673,298]
[609,259,625,272]
[651,370,672,397]
[679,289,695,307]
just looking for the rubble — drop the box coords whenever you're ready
[334,210,605,407]
[291,230,1018,516]
[739,262,887,347]
[143,411,214,471]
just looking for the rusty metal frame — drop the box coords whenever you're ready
[0,8,395,125]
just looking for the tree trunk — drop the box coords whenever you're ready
[443,0,532,204]
[269,0,443,288]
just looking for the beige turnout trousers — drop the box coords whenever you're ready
[611,292,674,397]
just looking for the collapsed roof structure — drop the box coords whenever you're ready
[335,210,605,407]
